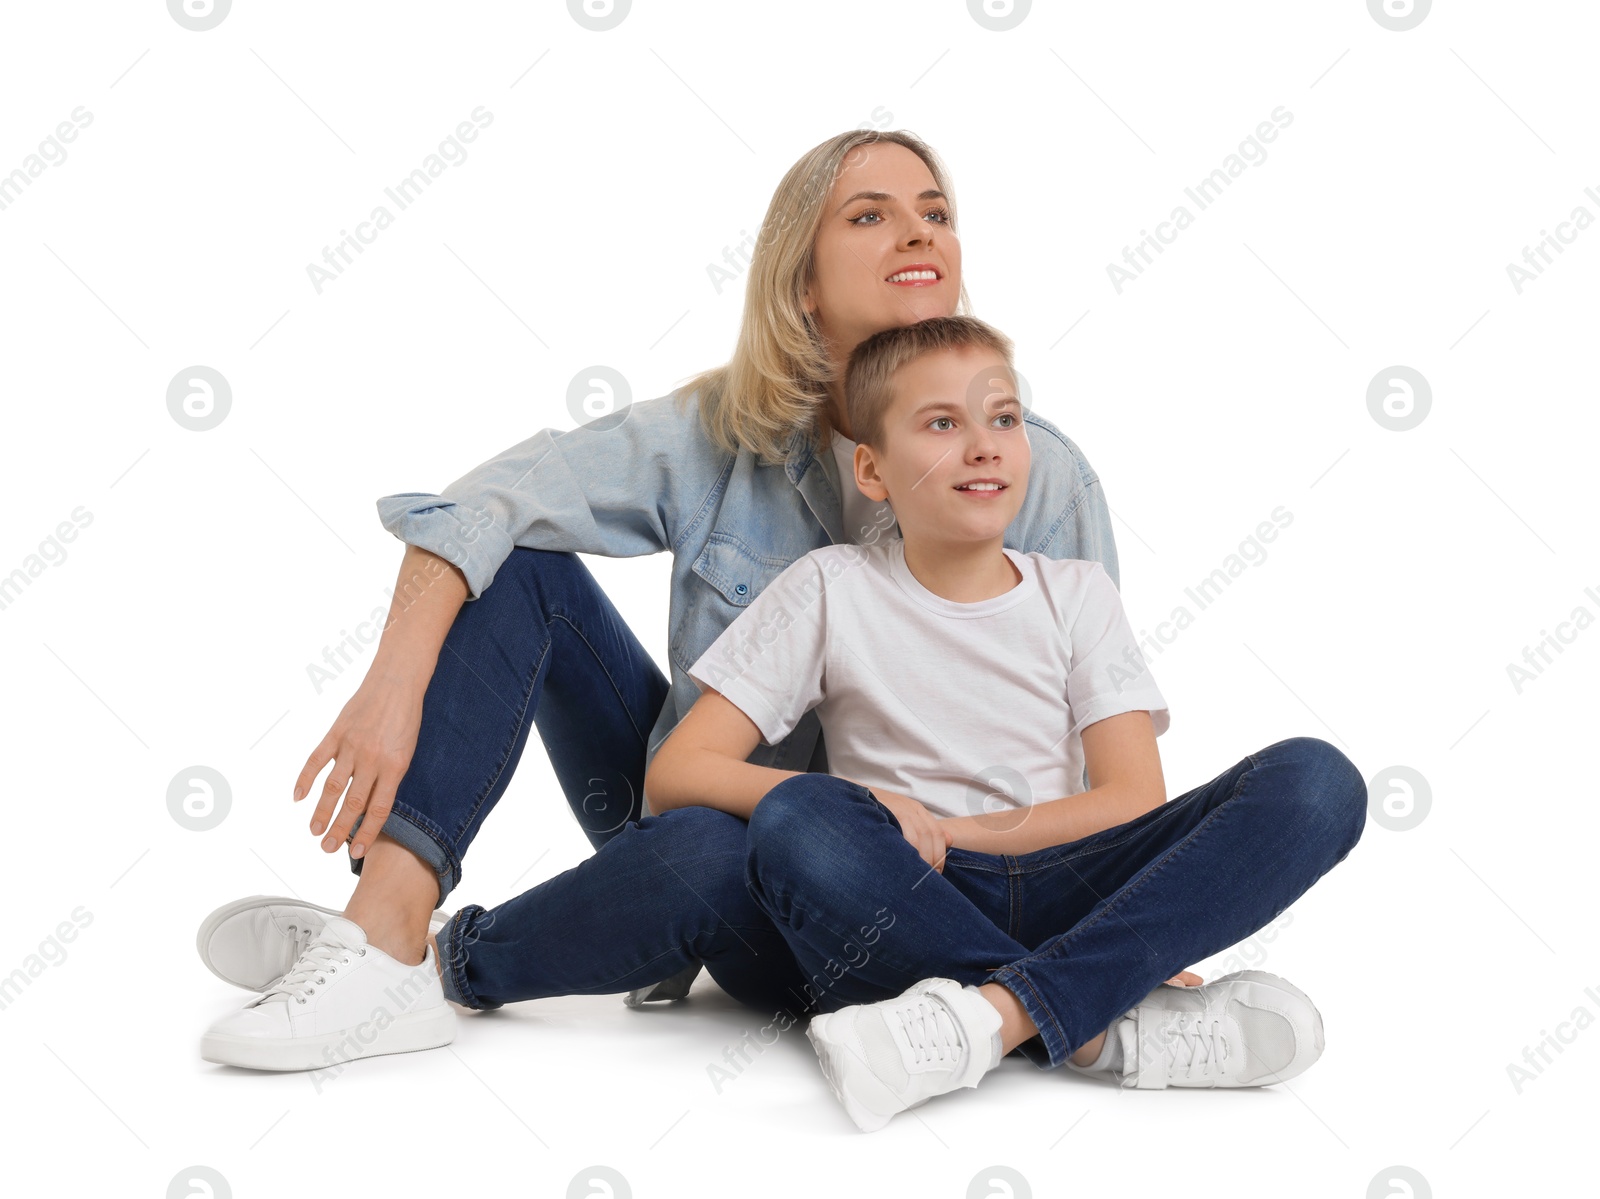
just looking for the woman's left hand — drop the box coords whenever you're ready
[1165,969,1204,986]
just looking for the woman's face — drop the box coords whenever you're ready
[803,142,961,356]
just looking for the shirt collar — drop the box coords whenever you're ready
[784,421,845,544]
[784,422,820,485]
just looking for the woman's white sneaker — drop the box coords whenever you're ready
[1068,969,1325,1089]
[196,894,449,991]
[200,915,455,1072]
[805,978,1003,1133]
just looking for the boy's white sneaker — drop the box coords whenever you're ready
[805,977,1003,1133]
[200,915,455,1072]
[1066,969,1324,1089]
[196,894,448,991]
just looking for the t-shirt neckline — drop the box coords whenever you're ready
[887,536,1035,618]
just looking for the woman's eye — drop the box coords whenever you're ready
[931,416,953,430]
[995,413,1017,427]
[850,206,953,227]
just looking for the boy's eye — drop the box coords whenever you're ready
[930,413,1018,431]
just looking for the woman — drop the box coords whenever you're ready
[198,130,1353,1083]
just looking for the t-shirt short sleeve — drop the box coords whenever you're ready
[686,553,830,747]
[1065,562,1171,738]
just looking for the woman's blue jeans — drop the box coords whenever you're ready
[366,547,1368,1068]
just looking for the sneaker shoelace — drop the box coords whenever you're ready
[260,938,365,1006]
[1155,1011,1230,1081]
[286,922,314,962]
[260,922,315,992]
[895,996,964,1066]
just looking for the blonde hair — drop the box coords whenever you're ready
[844,314,1015,454]
[674,129,974,466]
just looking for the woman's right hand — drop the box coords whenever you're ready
[852,782,955,874]
[293,669,427,859]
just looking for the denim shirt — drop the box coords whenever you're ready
[376,388,1121,817]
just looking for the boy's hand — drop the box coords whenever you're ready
[854,783,955,874]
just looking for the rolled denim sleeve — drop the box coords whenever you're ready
[376,392,706,600]
[1018,415,1122,591]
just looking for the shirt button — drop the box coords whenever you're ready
[735,584,748,595]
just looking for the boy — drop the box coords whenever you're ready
[644,315,1325,1132]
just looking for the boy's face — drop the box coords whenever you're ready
[853,345,1030,545]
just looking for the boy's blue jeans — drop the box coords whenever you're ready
[363,548,1368,1069]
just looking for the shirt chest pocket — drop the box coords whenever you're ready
[690,531,795,607]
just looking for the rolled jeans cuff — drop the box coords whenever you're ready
[985,965,1071,1069]
[347,802,461,908]
[435,904,499,1010]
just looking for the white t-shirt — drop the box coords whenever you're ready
[828,430,899,546]
[686,538,1170,820]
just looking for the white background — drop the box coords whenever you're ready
[1,1,1593,1196]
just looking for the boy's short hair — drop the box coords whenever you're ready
[844,314,1016,453]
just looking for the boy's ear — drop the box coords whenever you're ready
[853,444,889,502]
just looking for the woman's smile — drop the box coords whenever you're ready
[886,263,944,287]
